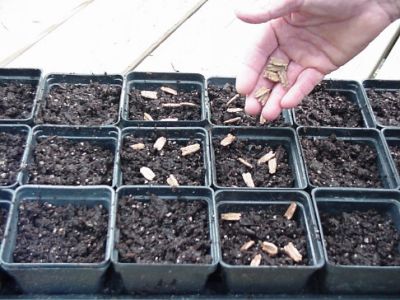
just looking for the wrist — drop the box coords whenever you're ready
[379,0,400,22]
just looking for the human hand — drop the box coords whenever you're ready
[235,0,400,121]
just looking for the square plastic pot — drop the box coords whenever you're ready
[0,186,115,294]
[210,127,307,189]
[206,77,293,127]
[292,80,375,128]
[0,124,31,189]
[362,80,400,128]
[34,73,123,127]
[297,127,398,189]
[0,68,42,125]
[112,186,218,294]
[20,125,119,187]
[117,127,211,187]
[215,189,324,294]
[312,188,400,294]
[382,128,400,189]
[121,72,207,127]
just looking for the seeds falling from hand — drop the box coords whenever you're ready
[259,114,266,125]
[254,86,271,106]
[284,202,297,220]
[221,212,241,221]
[220,134,236,146]
[140,167,155,181]
[153,137,167,151]
[180,143,200,156]
[263,57,289,88]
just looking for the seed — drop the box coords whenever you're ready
[180,143,200,156]
[257,151,275,165]
[240,240,255,252]
[226,94,240,106]
[220,134,236,146]
[284,202,297,220]
[259,114,266,125]
[162,102,198,108]
[223,117,242,124]
[265,71,280,83]
[278,69,289,88]
[221,212,241,221]
[166,174,179,187]
[250,254,262,266]
[153,137,167,151]
[130,143,145,150]
[261,241,278,256]
[140,167,155,181]
[242,172,255,187]
[144,113,153,121]
[140,90,158,100]
[269,57,288,68]
[237,158,253,169]
[268,157,277,174]
[227,107,243,113]
[160,86,178,95]
[283,242,302,262]
[254,86,270,106]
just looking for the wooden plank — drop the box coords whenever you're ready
[375,31,400,80]
[7,0,203,74]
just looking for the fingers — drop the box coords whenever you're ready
[235,0,303,24]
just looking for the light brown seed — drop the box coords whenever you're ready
[268,157,277,174]
[250,254,262,266]
[265,70,280,83]
[259,114,266,125]
[257,151,275,165]
[266,64,283,72]
[223,117,242,124]
[130,143,145,150]
[261,241,279,256]
[283,242,302,262]
[226,94,240,106]
[278,69,289,88]
[221,212,241,221]
[180,143,201,156]
[144,113,154,121]
[220,134,236,146]
[166,174,179,187]
[242,172,255,187]
[140,90,158,100]
[240,240,255,252]
[227,107,243,113]
[153,137,167,151]
[162,102,198,108]
[284,202,297,220]
[254,86,271,106]
[160,86,178,95]
[140,167,155,181]
[269,57,288,68]
[238,158,253,169]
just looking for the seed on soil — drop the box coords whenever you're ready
[180,143,201,156]
[257,151,275,165]
[227,107,243,113]
[140,90,158,100]
[261,241,278,256]
[237,158,253,169]
[162,102,198,108]
[268,157,277,174]
[240,240,255,252]
[221,212,241,221]
[143,113,153,121]
[140,167,155,181]
[260,114,266,125]
[153,136,167,151]
[242,172,255,187]
[223,117,242,124]
[284,202,297,220]
[250,253,262,266]
[166,174,179,187]
[160,86,178,96]
[283,242,302,262]
[220,134,236,146]
[226,93,240,106]
[254,86,271,106]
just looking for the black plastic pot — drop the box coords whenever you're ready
[210,127,307,189]
[312,188,400,294]
[112,186,218,294]
[292,80,375,128]
[34,73,123,127]
[382,128,400,189]
[215,189,324,294]
[0,124,31,189]
[117,127,211,187]
[0,185,115,294]
[206,77,293,127]
[0,68,42,125]
[20,125,119,187]
[121,72,207,127]
[362,80,400,128]
[297,127,398,189]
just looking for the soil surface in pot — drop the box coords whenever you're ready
[301,135,383,188]
[36,82,121,125]
[28,137,114,185]
[128,86,201,121]
[0,207,8,240]
[0,81,37,119]
[294,83,363,127]
[208,83,289,126]
[0,132,27,186]
[117,194,211,264]
[213,137,293,188]
[366,89,400,126]
[219,204,308,266]
[121,134,205,186]
[13,201,108,263]
[389,144,400,173]
[321,208,400,265]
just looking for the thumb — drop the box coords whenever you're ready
[235,0,303,24]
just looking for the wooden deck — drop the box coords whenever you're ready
[1,0,399,80]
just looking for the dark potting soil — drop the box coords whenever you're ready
[0,207,8,240]
[219,205,308,266]
[389,145,400,172]
[213,138,293,187]
[321,209,400,266]
[13,201,108,263]
[366,89,400,126]
[0,132,27,186]
[28,137,114,185]
[301,135,382,188]
[208,83,289,126]
[117,194,211,264]
[121,135,205,185]
[0,81,37,119]
[128,87,201,121]
[295,83,363,127]
[36,82,121,125]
